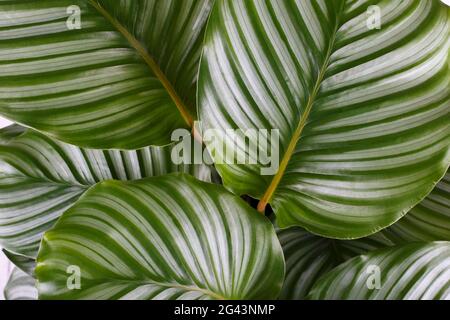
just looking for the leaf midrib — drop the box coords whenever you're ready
[257,9,344,213]
[88,0,195,128]
[115,278,226,300]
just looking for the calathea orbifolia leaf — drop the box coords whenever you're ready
[308,242,450,300]
[279,167,450,300]
[2,249,36,277]
[4,267,38,300]
[382,169,450,242]
[36,175,285,300]
[277,227,394,300]
[0,125,213,259]
[198,0,450,238]
[0,0,213,149]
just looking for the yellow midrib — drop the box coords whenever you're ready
[257,22,341,213]
[88,0,194,128]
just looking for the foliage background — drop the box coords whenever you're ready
[0,0,449,300]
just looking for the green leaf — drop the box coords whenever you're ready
[0,124,25,144]
[2,249,36,277]
[382,169,450,242]
[36,175,284,300]
[309,242,450,300]
[0,125,214,258]
[0,0,213,149]
[198,0,450,238]
[278,226,393,300]
[4,267,37,300]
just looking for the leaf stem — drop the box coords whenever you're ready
[88,0,195,129]
[257,11,343,214]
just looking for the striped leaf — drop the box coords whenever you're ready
[383,169,450,242]
[0,124,25,144]
[278,227,393,300]
[36,175,285,300]
[2,249,36,277]
[0,125,213,258]
[0,0,213,149]
[198,0,450,238]
[309,242,450,300]
[4,267,38,300]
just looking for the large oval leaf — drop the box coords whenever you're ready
[36,175,285,300]
[198,0,450,238]
[0,125,213,258]
[309,242,450,300]
[278,226,393,299]
[0,0,213,148]
[383,169,450,242]
[4,267,37,300]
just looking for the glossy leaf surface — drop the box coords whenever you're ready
[199,0,450,238]
[383,170,450,242]
[0,125,213,258]
[309,242,450,300]
[36,175,285,300]
[278,227,393,299]
[0,0,213,148]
